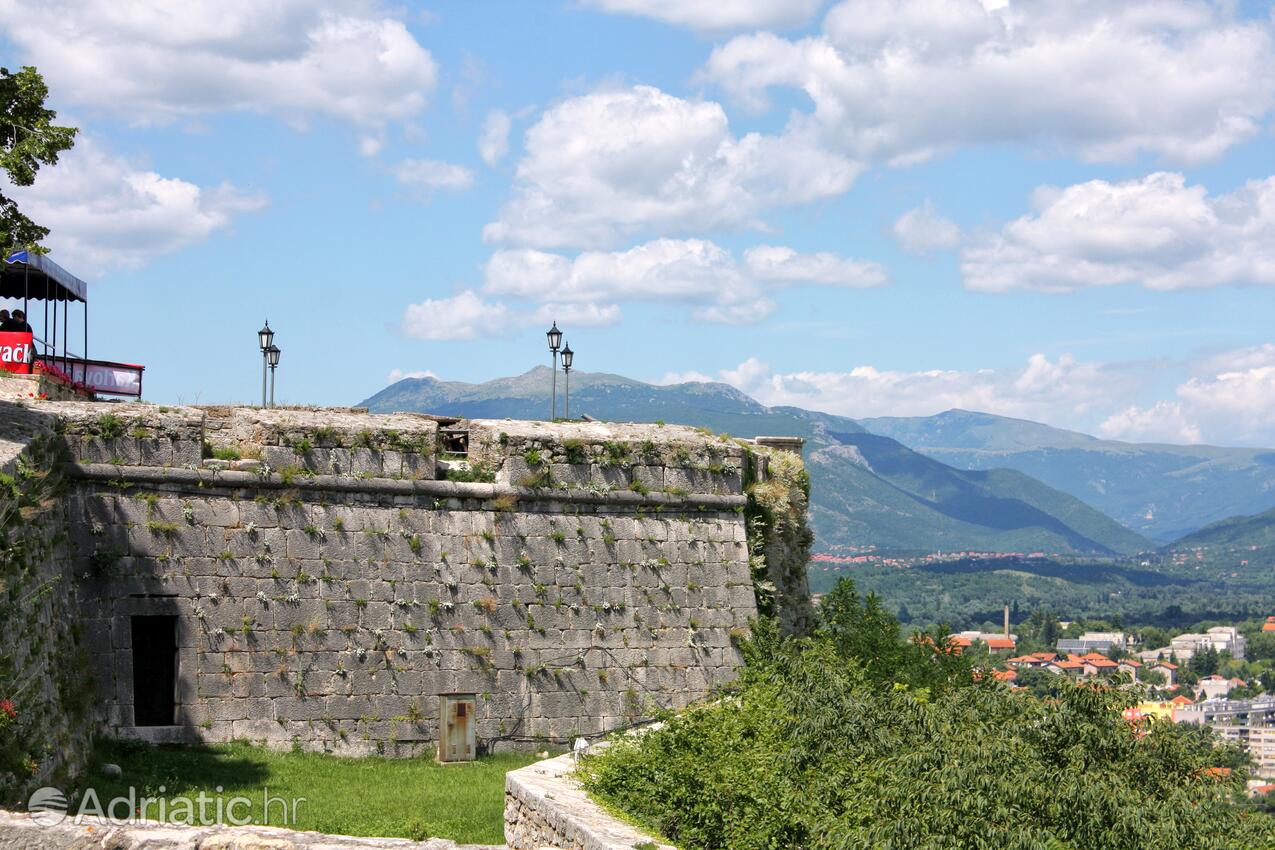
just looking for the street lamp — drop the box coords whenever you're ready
[258,320,274,407]
[546,321,562,420]
[560,342,573,420]
[267,344,281,408]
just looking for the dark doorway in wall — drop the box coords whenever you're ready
[131,615,176,726]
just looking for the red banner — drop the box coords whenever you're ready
[0,332,33,374]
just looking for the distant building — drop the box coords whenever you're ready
[1263,616,1275,633]
[1150,662,1177,686]
[1046,660,1084,677]
[952,631,1017,653]
[1139,626,1246,664]
[1197,675,1247,701]
[1057,632,1127,654]
[1177,698,1275,778]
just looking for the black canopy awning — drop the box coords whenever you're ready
[1,251,87,303]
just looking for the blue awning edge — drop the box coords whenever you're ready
[2,250,88,302]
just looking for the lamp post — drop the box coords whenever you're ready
[546,321,562,420]
[560,342,573,421]
[257,320,274,407]
[267,344,281,408]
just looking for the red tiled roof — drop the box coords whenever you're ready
[1087,658,1117,668]
[1119,659,1142,667]
[1081,652,1109,661]
[1051,660,1084,670]
[992,670,1017,682]
[1170,695,1193,705]
[1030,652,1057,660]
[1155,662,1178,669]
[986,638,1016,649]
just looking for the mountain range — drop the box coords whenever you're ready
[360,367,1204,556]
[861,410,1275,543]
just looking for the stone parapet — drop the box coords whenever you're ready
[466,420,746,497]
[0,810,500,849]
[505,752,673,850]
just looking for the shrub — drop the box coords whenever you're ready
[445,461,496,483]
[577,580,1272,850]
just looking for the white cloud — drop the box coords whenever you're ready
[702,0,1275,166]
[893,201,961,256]
[1098,402,1203,444]
[483,237,883,324]
[1100,346,1275,445]
[692,352,1141,425]
[359,136,384,157]
[962,172,1275,292]
[8,138,265,274]
[484,85,860,248]
[532,302,623,328]
[674,344,1275,446]
[393,159,475,192]
[654,369,716,385]
[387,368,438,382]
[744,245,887,287]
[400,290,511,340]
[693,298,777,325]
[478,109,512,166]
[399,292,620,343]
[580,0,825,31]
[0,0,438,127]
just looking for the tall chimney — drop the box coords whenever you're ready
[1004,603,1010,638]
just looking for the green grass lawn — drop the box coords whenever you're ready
[84,739,540,844]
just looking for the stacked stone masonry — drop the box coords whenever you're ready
[0,402,94,803]
[0,402,807,760]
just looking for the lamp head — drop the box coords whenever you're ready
[266,344,281,367]
[546,322,562,352]
[258,320,274,351]
[560,342,573,370]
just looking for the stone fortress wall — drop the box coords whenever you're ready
[0,399,811,774]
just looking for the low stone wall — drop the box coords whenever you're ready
[0,810,501,849]
[0,372,87,402]
[504,752,672,850]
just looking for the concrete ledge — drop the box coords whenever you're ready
[504,754,674,850]
[0,810,499,850]
[64,463,747,511]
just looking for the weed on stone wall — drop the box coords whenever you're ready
[745,448,815,637]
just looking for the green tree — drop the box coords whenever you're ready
[0,66,77,255]
[1191,645,1221,677]
[815,578,970,696]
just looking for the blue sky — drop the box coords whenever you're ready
[3,0,1275,446]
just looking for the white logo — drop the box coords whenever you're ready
[27,786,68,827]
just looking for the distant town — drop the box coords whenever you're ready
[940,612,1275,790]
